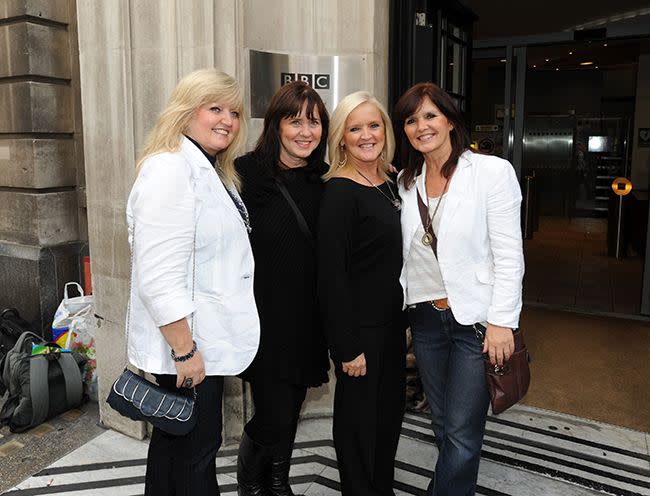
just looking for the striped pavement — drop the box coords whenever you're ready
[4,404,650,495]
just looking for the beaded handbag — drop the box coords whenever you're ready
[107,368,196,435]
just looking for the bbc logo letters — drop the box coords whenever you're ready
[281,72,330,89]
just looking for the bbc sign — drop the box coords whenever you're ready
[281,72,330,89]
[250,50,367,118]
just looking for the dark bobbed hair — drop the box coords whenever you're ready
[393,82,471,189]
[253,81,329,173]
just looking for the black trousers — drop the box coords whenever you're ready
[145,374,224,496]
[333,325,406,496]
[244,378,307,446]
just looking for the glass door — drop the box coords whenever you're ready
[470,46,526,178]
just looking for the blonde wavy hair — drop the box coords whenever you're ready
[323,91,395,182]
[136,68,247,190]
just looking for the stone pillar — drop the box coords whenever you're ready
[0,0,86,332]
[75,0,244,440]
[241,0,390,148]
[76,0,389,441]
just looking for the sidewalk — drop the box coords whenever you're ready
[0,401,104,494]
[4,404,650,495]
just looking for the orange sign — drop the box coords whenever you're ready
[611,177,632,196]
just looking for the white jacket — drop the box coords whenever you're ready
[126,137,260,375]
[398,151,524,329]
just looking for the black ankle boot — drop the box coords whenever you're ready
[237,432,270,496]
[268,436,302,496]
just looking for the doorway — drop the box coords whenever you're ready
[471,39,646,316]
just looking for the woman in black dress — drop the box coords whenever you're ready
[318,91,406,495]
[235,81,330,496]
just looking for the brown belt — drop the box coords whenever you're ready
[431,298,449,310]
[407,298,450,311]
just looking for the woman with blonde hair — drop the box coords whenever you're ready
[318,91,406,495]
[126,68,260,495]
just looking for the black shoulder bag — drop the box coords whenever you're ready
[106,223,197,436]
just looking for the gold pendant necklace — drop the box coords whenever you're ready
[421,177,449,246]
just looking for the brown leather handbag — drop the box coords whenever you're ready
[484,329,531,415]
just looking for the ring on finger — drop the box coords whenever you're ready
[184,377,194,388]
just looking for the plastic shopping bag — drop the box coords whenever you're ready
[52,282,98,399]
[52,283,93,348]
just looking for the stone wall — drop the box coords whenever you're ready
[0,0,86,331]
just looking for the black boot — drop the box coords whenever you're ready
[237,432,270,496]
[267,432,302,496]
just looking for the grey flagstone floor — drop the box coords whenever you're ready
[4,404,650,495]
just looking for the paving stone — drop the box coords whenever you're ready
[60,409,83,421]
[0,440,24,457]
[26,423,55,438]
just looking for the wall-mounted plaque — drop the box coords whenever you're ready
[249,50,368,118]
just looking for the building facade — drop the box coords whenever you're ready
[2,0,649,440]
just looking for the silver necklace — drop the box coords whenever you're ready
[355,168,402,210]
[421,177,449,246]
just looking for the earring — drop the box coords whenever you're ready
[337,150,347,168]
[380,150,387,163]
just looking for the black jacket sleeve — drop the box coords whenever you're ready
[317,181,361,363]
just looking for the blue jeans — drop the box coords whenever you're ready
[408,303,489,496]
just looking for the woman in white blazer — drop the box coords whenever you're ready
[393,83,524,496]
[126,68,260,496]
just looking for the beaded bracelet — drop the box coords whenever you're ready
[171,340,197,362]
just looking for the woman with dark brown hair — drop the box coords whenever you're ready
[234,81,330,496]
[393,83,524,496]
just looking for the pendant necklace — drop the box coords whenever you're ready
[421,177,449,246]
[355,168,402,210]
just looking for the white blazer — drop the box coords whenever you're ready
[126,137,260,375]
[398,151,524,329]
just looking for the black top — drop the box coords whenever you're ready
[184,135,217,165]
[235,153,330,387]
[318,177,404,363]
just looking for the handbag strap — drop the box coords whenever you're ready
[124,219,197,365]
[275,180,315,248]
[417,192,438,258]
